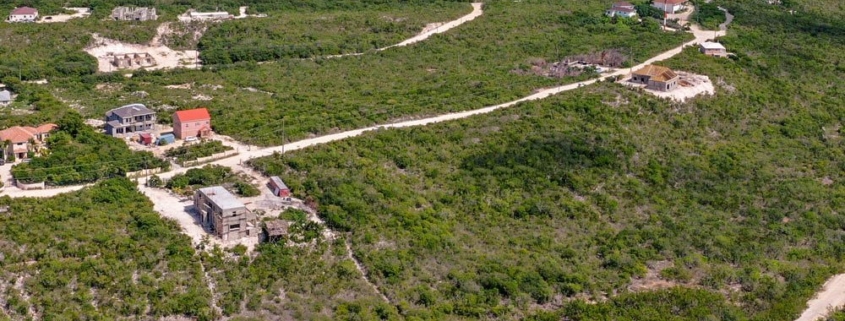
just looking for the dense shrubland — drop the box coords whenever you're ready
[10,113,169,185]
[46,0,690,146]
[198,3,471,64]
[0,178,214,320]
[164,164,259,196]
[247,2,845,318]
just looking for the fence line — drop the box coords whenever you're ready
[180,151,239,167]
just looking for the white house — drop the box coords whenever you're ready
[652,0,686,13]
[8,7,38,22]
[700,42,727,57]
[606,2,638,18]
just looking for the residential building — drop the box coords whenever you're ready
[104,104,157,137]
[111,7,157,21]
[700,42,727,57]
[8,7,38,22]
[194,186,256,240]
[631,64,679,92]
[606,2,638,18]
[0,124,57,160]
[268,176,291,197]
[172,107,212,139]
[0,90,11,105]
[652,0,686,13]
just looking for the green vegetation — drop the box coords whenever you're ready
[199,3,470,64]
[164,140,233,164]
[247,2,845,317]
[10,113,169,185]
[0,178,214,320]
[165,164,259,196]
[44,0,690,146]
[691,1,727,30]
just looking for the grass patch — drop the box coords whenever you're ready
[164,140,233,164]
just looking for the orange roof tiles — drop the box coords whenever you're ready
[174,108,211,123]
[0,124,57,143]
[633,65,678,82]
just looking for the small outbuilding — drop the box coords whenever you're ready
[268,176,290,198]
[606,2,637,18]
[138,133,154,146]
[157,133,175,145]
[699,42,727,57]
[264,220,289,242]
[652,0,686,13]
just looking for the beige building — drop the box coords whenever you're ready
[194,186,256,240]
[631,65,679,92]
[700,42,727,57]
[111,7,157,21]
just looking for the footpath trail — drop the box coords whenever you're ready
[322,2,483,59]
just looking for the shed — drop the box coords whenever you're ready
[264,220,289,242]
[158,133,175,145]
[139,133,153,145]
[268,176,290,197]
[0,90,11,104]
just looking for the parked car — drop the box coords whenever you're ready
[184,136,198,143]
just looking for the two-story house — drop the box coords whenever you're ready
[0,124,57,160]
[104,104,157,137]
[173,107,212,139]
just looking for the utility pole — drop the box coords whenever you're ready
[282,117,285,154]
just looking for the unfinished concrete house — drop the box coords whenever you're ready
[111,7,157,21]
[194,186,256,241]
[110,53,156,68]
[631,64,679,92]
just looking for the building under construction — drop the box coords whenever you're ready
[111,7,157,21]
[109,53,156,68]
[194,186,256,241]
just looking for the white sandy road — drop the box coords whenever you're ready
[796,274,845,321]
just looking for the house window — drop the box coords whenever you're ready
[229,224,240,231]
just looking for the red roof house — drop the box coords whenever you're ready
[0,123,56,160]
[172,108,212,140]
[8,7,39,22]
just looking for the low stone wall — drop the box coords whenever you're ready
[16,181,45,190]
[126,167,163,178]
[181,151,238,167]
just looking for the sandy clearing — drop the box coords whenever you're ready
[38,7,90,23]
[796,274,845,321]
[85,25,200,73]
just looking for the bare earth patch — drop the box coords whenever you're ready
[628,260,678,292]
[84,27,200,73]
[622,71,715,102]
[37,7,90,23]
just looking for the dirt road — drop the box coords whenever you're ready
[796,274,845,321]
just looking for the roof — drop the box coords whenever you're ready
[198,186,245,210]
[269,176,288,190]
[654,0,686,4]
[0,124,56,143]
[700,42,726,50]
[106,104,155,118]
[633,64,678,82]
[0,90,10,102]
[265,220,289,236]
[173,108,211,123]
[11,7,38,15]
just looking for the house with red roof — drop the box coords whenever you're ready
[173,108,212,140]
[0,124,57,160]
[8,7,38,22]
[606,2,637,18]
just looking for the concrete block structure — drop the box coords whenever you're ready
[111,7,157,21]
[194,186,256,241]
[631,65,679,92]
[110,53,156,69]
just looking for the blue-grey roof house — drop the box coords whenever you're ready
[104,104,157,137]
